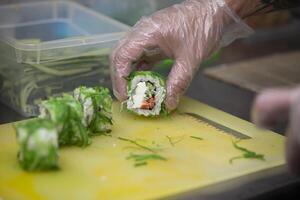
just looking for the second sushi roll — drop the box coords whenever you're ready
[39,94,90,147]
[74,86,113,134]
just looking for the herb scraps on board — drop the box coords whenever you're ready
[118,137,168,167]
[230,140,265,164]
[118,137,158,153]
[190,136,204,141]
[126,153,168,167]
[166,135,186,146]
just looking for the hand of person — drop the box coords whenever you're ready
[110,0,253,111]
[252,87,300,174]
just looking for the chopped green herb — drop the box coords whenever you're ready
[166,135,185,146]
[126,153,167,167]
[118,137,157,153]
[230,140,265,164]
[127,153,167,161]
[134,162,148,167]
[166,136,174,146]
[190,136,203,141]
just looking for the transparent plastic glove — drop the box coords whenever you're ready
[110,0,253,111]
[252,87,300,174]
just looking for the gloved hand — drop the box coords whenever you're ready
[252,87,300,174]
[110,0,253,111]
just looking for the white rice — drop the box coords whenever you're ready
[74,88,94,126]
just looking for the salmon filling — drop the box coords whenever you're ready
[131,81,157,110]
[141,97,156,110]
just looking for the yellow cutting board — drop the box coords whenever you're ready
[0,97,285,200]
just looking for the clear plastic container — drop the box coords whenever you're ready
[0,1,130,116]
[81,0,183,26]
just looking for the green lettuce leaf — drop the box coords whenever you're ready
[74,86,113,134]
[14,118,59,171]
[39,94,90,147]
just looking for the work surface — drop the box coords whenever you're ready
[0,98,285,200]
[205,51,300,93]
[0,75,298,200]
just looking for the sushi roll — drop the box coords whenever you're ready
[126,71,167,117]
[74,86,113,134]
[39,94,90,147]
[14,118,59,171]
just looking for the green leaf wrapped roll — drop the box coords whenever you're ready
[39,94,90,147]
[14,119,59,171]
[74,86,113,134]
[126,71,167,117]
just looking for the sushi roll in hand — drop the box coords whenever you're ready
[126,71,167,117]
[74,86,113,134]
[14,119,59,171]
